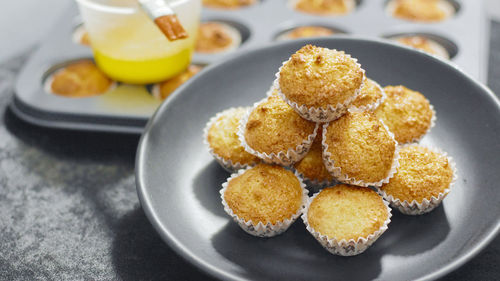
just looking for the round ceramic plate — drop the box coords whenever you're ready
[136,37,500,280]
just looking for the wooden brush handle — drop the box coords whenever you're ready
[154,14,188,41]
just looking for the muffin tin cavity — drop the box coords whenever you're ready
[290,0,362,16]
[384,32,458,59]
[202,0,261,10]
[195,20,250,55]
[385,0,460,22]
[43,59,115,98]
[275,24,348,41]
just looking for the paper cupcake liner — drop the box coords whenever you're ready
[43,68,117,97]
[203,107,259,173]
[322,121,400,187]
[348,79,386,113]
[272,54,366,123]
[302,191,392,256]
[377,144,458,215]
[294,170,338,192]
[220,167,309,237]
[237,97,319,166]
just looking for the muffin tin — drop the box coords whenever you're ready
[12,0,488,134]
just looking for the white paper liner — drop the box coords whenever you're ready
[43,67,117,97]
[220,167,309,237]
[348,79,386,113]
[237,97,320,166]
[376,144,458,215]
[294,170,338,192]
[385,0,455,21]
[203,107,259,173]
[322,120,400,187]
[302,190,392,256]
[272,52,366,122]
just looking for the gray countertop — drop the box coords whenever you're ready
[0,21,498,281]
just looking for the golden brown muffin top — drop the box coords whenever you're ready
[294,131,334,182]
[279,45,364,108]
[307,185,388,241]
[395,36,449,59]
[207,108,260,166]
[350,78,384,109]
[203,0,256,9]
[157,65,202,100]
[375,85,433,144]
[50,60,112,97]
[324,111,396,183]
[224,164,304,224]
[244,95,317,154]
[282,26,335,40]
[390,0,453,22]
[380,145,453,203]
[195,22,239,54]
[294,0,355,16]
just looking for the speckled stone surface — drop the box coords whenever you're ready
[0,22,499,281]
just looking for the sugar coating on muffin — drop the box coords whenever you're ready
[207,108,260,166]
[203,0,256,9]
[153,65,202,100]
[294,131,334,183]
[395,36,449,59]
[224,164,304,224]
[307,185,389,241]
[293,0,356,16]
[279,45,364,109]
[48,60,113,97]
[388,0,454,22]
[323,111,397,185]
[195,22,241,54]
[243,95,317,155]
[380,145,454,203]
[350,78,385,110]
[279,26,335,40]
[375,85,434,144]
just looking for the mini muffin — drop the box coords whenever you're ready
[72,25,91,46]
[303,185,391,256]
[394,36,449,59]
[239,95,318,166]
[48,60,113,98]
[153,65,202,100]
[378,144,456,215]
[349,78,386,111]
[278,26,336,41]
[205,107,260,172]
[293,0,356,16]
[195,22,241,54]
[322,111,399,187]
[375,85,435,144]
[387,0,455,22]
[203,0,257,9]
[276,45,365,122]
[293,130,335,188]
[221,164,308,237]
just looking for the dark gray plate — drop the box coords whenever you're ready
[136,37,500,281]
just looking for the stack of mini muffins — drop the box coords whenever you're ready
[204,44,456,256]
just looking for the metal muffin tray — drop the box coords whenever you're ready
[12,0,488,134]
